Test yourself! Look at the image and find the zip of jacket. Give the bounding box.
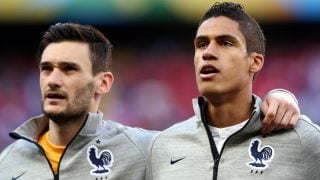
[199,100,219,180]
[9,114,90,180]
[9,132,56,178]
[199,97,257,180]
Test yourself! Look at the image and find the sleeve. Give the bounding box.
[124,128,159,157]
[0,144,13,162]
[265,88,299,105]
[297,115,320,179]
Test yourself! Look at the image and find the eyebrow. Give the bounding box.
[39,61,80,69]
[194,34,238,42]
[216,34,238,42]
[39,61,51,68]
[194,35,208,42]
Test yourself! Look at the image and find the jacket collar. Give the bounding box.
[79,112,104,135]
[192,95,263,134]
[10,112,105,141]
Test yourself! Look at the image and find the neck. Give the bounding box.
[205,90,253,128]
[48,114,87,146]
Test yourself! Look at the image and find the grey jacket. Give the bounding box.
[148,96,320,180]
[0,113,158,180]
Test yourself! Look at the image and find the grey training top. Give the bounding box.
[148,96,320,180]
[0,112,158,179]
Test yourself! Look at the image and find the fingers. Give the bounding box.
[272,101,300,130]
[271,101,289,130]
[260,91,301,136]
[273,110,292,131]
[261,103,300,136]
[261,100,278,135]
[285,112,299,129]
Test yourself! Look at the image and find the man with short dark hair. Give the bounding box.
[0,22,301,179]
[0,23,157,179]
[148,2,320,180]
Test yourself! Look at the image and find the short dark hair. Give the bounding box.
[198,2,265,56]
[37,22,113,75]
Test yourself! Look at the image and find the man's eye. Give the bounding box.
[221,41,233,46]
[197,41,208,49]
[63,66,78,71]
[40,66,52,71]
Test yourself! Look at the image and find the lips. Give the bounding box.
[200,64,219,78]
[45,92,67,100]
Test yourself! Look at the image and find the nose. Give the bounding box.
[47,69,63,88]
[202,43,218,61]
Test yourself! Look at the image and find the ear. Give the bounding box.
[248,52,264,74]
[95,72,114,95]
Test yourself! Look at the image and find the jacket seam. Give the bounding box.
[0,142,15,164]
[122,130,149,161]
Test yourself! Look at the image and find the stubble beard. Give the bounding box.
[42,81,95,123]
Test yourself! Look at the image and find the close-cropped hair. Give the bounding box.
[37,22,113,75]
[198,2,265,56]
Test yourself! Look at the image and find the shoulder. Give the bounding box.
[0,143,15,171]
[0,139,36,165]
[294,115,320,150]
[151,116,200,147]
[295,115,320,135]
[0,143,14,163]
[120,124,159,157]
[293,115,320,177]
[123,126,159,144]
[103,120,159,142]
[161,116,198,133]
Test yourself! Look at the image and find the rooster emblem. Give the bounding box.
[247,139,274,170]
[87,145,114,175]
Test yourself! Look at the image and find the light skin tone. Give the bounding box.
[38,31,297,148]
[260,92,299,134]
[39,41,113,146]
[194,16,278,128]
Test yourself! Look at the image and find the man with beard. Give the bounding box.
[0,23,157,179]
[0,22,299,179]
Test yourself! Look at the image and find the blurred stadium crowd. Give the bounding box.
[0,23,319,151]
[1,0,320,151]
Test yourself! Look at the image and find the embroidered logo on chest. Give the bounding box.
[247,138,274,171]
[87,145,114,176]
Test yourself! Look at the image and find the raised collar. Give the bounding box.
[192,95,263,134]
[78,112,104,135]
[10,112,105,141]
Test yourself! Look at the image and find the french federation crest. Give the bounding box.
[247,138,274,170]
[87,145,114,176]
